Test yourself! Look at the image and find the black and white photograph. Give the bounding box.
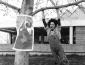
[0,0,85,65]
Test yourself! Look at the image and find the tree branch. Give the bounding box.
[77,5,85,14]
[32,0,85,16]
[0,0,84,16]
[0,0,20,11]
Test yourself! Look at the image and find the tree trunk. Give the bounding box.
[14,51,29,65]
[14,0,33,65]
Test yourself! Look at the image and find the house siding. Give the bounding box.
[75,26,85,44]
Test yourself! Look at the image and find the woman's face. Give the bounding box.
[50,22,55,30]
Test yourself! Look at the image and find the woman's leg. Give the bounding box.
[49,36,69,65]
[49,36,62,65]
[51,48,61,65]
[58,46,69,65]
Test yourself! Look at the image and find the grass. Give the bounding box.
[0,54,85,65]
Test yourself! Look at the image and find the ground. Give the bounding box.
[0,54,85,65]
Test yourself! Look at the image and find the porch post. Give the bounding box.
[69,26,73,44]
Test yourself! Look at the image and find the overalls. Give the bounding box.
[47,27,69,65]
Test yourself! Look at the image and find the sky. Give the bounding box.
[0,0,23,28]
[2,0,23,8]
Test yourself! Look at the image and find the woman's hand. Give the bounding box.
[42,10,45,19]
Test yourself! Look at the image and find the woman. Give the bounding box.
[42,11,69,65]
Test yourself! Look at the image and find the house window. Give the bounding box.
[61,26,76,44]
[0,31,10,44]
[61,27,69,44]
[73,26,76,44]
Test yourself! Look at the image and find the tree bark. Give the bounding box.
[14,0,33,65]
[14,51,29,65]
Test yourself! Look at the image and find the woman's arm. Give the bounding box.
[42,19,47,27]
[42,11,47,27]
[57,18,61,26]
[55,26,61,40]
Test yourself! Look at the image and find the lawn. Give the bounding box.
[0,54,85,65]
